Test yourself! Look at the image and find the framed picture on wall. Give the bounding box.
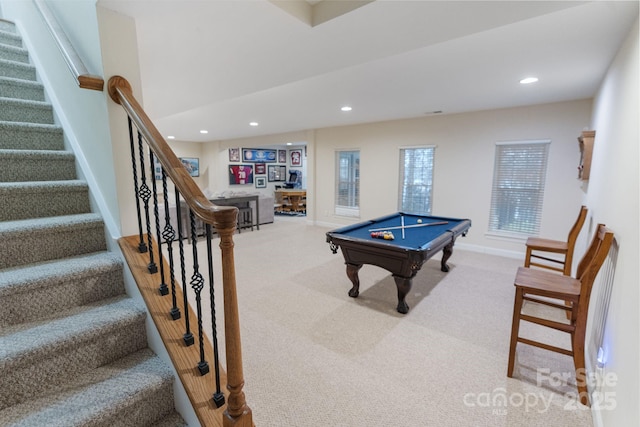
[255,176,267,188]
[255,163,266,174]
[242,148,277,163]
[278,149,287,163]
[179,157,199,177]
[290,149,302,167]
[268,165,286,182]
[229,164,254,185]
[229,148,240,162]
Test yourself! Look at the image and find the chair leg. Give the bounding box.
[573,317,590,406]
[507,287,524,377]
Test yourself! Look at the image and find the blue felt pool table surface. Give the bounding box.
[330,212,469,249]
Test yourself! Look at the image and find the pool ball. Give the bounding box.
[417,219,422,223]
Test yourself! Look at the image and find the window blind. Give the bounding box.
[398,146,435,215]
[488,141,550,236]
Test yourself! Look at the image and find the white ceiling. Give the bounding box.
[97,0,638,143]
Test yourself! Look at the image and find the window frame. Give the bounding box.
[334,150,360,217]
[487,139,551,238]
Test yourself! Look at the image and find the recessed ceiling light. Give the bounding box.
[200,130,208,134]
[286,142,292,145]
[249,122,259,127]
[167,135,175,139]
[520,77,539,84]
[341,106,352,112]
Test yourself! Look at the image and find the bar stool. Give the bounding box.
[237,206,253,232]
[508,224,614,406]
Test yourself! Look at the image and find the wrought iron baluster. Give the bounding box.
[137,131,157,274]
[206,223,225,408]
[127,117,147,253]
[189,210,209,376]
[175,188,194,346]
[162,173,180,320]
[149,150,168,294]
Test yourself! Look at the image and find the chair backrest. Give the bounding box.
[566,205,588,247]
[567,206,588,248]
[575,224,614,318]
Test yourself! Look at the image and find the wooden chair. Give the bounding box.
[507,224,614,406]
[525,205,587,276]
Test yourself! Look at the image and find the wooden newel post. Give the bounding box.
[215,207,253,427]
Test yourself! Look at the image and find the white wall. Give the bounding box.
[220,99,591,257]
[96,5,146,238]
[586,19,639,427]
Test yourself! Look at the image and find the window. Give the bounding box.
[398,146,435,214]
[335,150,359,217]
[488,140,550,236]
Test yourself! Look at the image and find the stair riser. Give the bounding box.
[0,80,45,101]
[0,316,148,410]
[0,155,76,182]
[0,60,36,81]
[0,100,54,124]
[0,45,28,63]
[0,261,124,326]
[0,185,91,221]
[0,124,64,150]
[0,221,107,269]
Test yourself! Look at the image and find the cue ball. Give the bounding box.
[417,219,422,223]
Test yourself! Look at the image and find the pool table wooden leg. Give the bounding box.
[441,241,454,272]
[393,275,412,314]
[345,263,362,298]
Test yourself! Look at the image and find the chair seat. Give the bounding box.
[514,266,580,299]
[525,237,568,253]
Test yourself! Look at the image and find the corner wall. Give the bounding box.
[586,18,639,427]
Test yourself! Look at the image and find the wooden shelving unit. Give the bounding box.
[578,130,596,180]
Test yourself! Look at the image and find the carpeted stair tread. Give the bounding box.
[0,295,145,366]
[0,76,44,101]
[0,121,64,150]
[0,21,185,426]
[0,58,36,81]
[0,213,107,269]
[0,252,124,326]
[0,97,54,124]
[0,20,16,34]
[0,296,149,409]
[0,180,90,221]
[0,29,22,47]
[153,412,190,427]
[0,148,75,181]
[0,43,29,63]
[0,348,181,427]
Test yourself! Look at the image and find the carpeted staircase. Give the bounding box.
[0,20,186,426]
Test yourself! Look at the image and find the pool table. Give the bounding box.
[326,212,471,314]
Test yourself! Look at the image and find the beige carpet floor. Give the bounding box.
[168,215,593,427]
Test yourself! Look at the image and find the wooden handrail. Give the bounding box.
[34,0,104,91]
[108,75,253,426]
